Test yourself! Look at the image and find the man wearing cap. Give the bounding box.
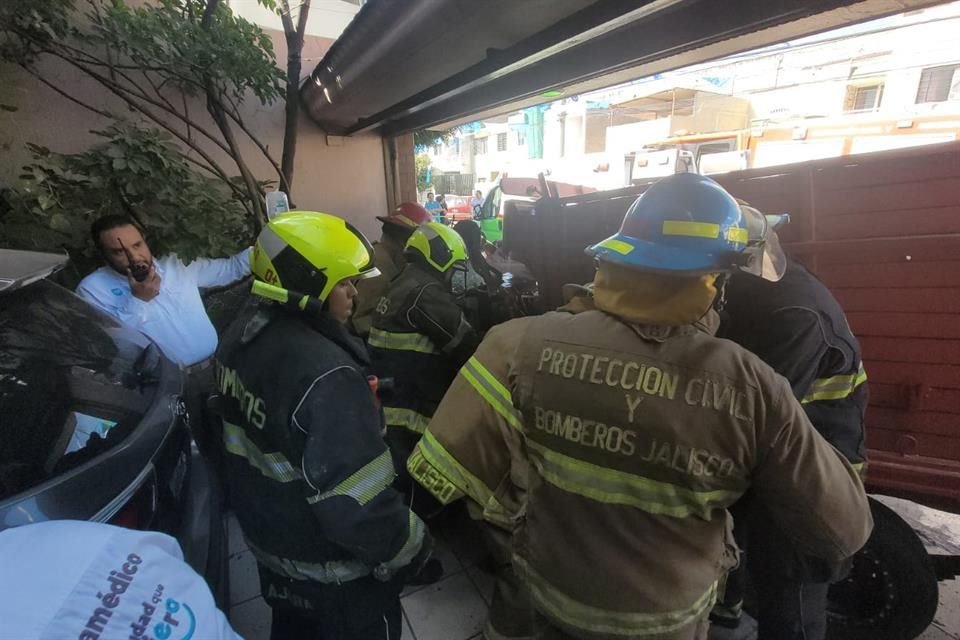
[351,203,433,339]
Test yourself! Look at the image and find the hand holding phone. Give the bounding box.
[119,238,151,282]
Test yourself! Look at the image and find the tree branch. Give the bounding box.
[279,0,295,34]
[143,70,177,113]
[201,0,221,28]
[296,0,311,37]
[195,0,265,225]
[56,53,234,156]
[56,58,242,199]
[207,94,266,226]
[278,0,310,199]
[22,66,115,120]
[224,106,290,194]
[182,91,193,143]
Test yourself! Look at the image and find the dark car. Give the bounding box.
[0,249,228,604]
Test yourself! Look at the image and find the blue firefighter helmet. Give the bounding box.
[586,173,775,278]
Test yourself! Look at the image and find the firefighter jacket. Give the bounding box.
[408,304,872,640]
[214,300,431,589]
[369,262,479,435]
[719,261,868,468]
[352,236,406,338]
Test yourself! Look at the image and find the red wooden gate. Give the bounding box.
[719,143,960,505]
[519,141,960,506]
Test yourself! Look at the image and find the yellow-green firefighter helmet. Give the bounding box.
[251,211,380,305]
[404,221,468,274]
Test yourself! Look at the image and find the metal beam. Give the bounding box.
[373,0,944,136]
[333,0,691,134]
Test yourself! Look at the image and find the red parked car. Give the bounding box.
[442,195,474,223]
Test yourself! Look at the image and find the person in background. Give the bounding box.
[407,173,873,639]
[471,189,485,215]
[214,212,436,640]
[424,192,443,221]
[77,214,250,458]
[712,204,869,640]
[436,193,449,220]
[451,220,503,336]
[369,222,479,516]
[351,202,432,339]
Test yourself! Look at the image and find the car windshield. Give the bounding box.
[0,279,161,500]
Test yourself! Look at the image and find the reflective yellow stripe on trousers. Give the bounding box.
[368,328,440,354]
[515,555,718,637]
[247,540,370,584]
[222,420,302,483]
[801,362,867,404]
[378,511,428,575]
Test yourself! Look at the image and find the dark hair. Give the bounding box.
[453,220,482,254]
[90,215,143,249]
[382,221,414,244]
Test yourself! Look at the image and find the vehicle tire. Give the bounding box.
[826,497,939,640]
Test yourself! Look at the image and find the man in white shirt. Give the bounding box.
[77,214,251,459]
[77,215,251,366]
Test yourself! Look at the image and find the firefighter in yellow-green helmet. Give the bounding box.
[215,212,437,640]
[369,221,480,517]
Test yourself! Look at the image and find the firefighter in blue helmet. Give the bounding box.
[408,173,873,640]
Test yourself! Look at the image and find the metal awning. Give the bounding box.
[302,0,948,136]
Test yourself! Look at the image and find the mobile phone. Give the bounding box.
[119,238,151,282]
[129,262,150,282]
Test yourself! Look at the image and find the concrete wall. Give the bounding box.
[0,19,389,244]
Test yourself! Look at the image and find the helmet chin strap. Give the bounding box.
[251,280,326,318]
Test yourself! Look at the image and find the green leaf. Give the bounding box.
[49,213,71,231]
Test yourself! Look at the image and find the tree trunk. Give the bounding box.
[208,94,267,228]
[201,0,266,228]
[280,39,302,200]
[279,0,310,204]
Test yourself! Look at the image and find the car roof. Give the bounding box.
[0,249,69,294]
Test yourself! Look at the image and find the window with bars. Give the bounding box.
[843,83,883,112]
[496,133,508,152]
[916,64,960,103]
[474,138,488,155]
